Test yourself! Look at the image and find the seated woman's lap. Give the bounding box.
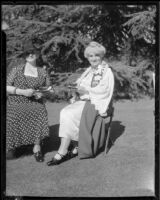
[61,100,86,116]
[59,100,86,141]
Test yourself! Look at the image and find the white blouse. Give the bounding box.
[76,61,114,115]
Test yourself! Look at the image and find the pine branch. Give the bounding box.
[39,5,58,11]
[13,18,50,27]
[41,35,69,54]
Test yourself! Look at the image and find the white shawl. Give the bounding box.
[76,61,114,115]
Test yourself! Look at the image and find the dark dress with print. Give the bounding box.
[6,64,49,152]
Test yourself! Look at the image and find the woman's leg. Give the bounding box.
[33,138,41,153]
[70,140,78,155]
[47,137,71,166]
[47,101,85,166]
[33,138,44,162]
[54,138,79,160]
[54,137,71,160]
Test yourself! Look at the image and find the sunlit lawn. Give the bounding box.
[6,97,155,197]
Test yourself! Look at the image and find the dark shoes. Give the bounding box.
[47,152,69,166]
[68,149,78,159]
[47,148,78,166]
[34,151,44,162]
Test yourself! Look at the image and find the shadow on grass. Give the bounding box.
[110,121,125,142]
[15,144,34,158]
[96,120,125,156]
[15,121,125,158]
[42,124,60,154]
[15,124,60,158]
[105,120,125,153]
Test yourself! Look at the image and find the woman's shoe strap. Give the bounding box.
[57,152,66,158]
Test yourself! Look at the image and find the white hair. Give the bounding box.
[84,41,106,58]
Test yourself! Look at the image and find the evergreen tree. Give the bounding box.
[2,4,133,71]
[123,5,156,65]
[2,4,157,99]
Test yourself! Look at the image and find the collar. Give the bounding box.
[90,61,108,74]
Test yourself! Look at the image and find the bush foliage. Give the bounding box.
[45,60,154,102]
[2,4,156,100]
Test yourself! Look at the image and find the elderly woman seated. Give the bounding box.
[47,41,114,166]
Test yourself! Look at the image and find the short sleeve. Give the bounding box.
[7,66,18,86]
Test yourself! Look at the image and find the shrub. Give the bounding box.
[46,60,154,102]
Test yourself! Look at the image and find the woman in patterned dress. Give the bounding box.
[47,41,114,166]
[6,41,50,162]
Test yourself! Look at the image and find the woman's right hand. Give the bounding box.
[22,89,35,97]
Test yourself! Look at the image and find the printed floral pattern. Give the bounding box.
[6,64,49,152]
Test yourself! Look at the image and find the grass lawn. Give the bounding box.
[5,98,155,197]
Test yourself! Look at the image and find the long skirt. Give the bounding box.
[7,101,49,152]
[78,101,106,159]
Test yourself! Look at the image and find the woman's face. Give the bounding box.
[87,52,102,68]
[26,53,37,64]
